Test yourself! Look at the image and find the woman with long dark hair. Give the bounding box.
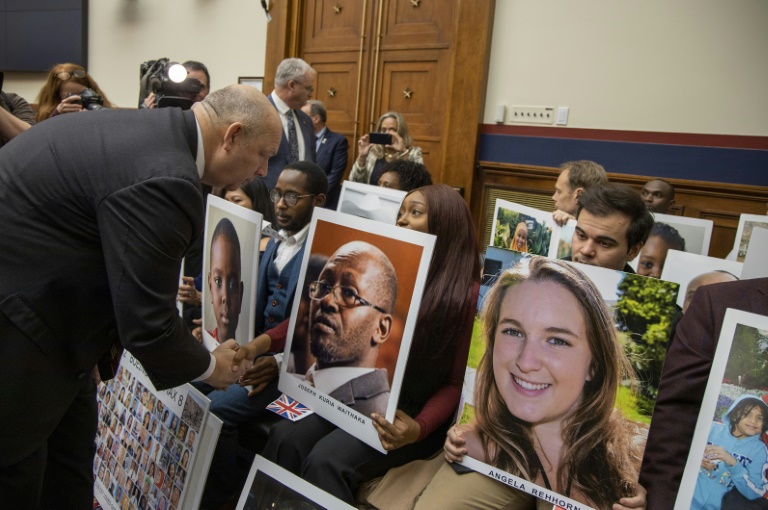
[257,184,481,504]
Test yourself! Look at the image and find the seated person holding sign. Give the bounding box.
[200,161,327,507]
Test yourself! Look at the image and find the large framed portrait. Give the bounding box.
[742,227,768,279]
[461,251,679,509]
[675,309,768,510]
[278,208,435,452]
[201,195,262,350]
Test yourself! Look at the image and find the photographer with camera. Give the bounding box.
[35,63,113,122]
[141,60,210,109]
[349,111,423,185]
[0,72,35,149]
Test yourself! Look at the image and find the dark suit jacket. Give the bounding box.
[328,368,390,417]
[640,278,768,509]
[263,93,316,190]
[254,238,306,335]
[0,108,212,466]
[314,127,348,210]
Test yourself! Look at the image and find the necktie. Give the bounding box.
[286,111,299,163]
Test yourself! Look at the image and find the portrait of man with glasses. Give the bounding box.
[289,240,398,417]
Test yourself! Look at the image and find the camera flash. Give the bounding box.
[168,64,187,83]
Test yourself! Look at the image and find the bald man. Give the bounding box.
[683,270,739,313]
[301,241,398,416]
[0,84,281,506]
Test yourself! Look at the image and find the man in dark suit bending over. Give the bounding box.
[263,57,317,190]
[0,84,282,508]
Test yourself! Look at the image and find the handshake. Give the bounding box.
[202,335,276,393]
[203,340,255,389]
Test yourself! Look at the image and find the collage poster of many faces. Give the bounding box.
[462,251,679,510]
[93,351,208,510]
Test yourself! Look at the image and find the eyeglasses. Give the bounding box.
[294,81,314,94]
[308,281,387,313]
[56,70,87,81]
[269,189,316,207]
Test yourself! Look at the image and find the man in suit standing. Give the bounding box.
[302,99,348,209]
[0,84,282,507]
[640,278,768,508]
[263,58,317,190]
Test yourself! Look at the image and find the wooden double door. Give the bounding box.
[264,0,494,201]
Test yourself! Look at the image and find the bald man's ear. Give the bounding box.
[313,193,326,208]
[372,314,393,346]
[222,122,245,150]
[573,187,585,200]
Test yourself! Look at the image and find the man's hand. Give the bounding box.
[204,339,248,389]
[552,209,575,227]
[143,92,157,109]
[371,410,420,451]
[241,356,279,396]
[232,333,273,367]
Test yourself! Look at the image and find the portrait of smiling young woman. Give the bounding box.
[419,257,647,510]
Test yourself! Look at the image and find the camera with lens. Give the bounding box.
[139,58,202,110]
[78,88,105,110]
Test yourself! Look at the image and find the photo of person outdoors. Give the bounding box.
[674,313,768,510]
[510,222,529,253]
[428,257,648,509]
[491,200,553,256]
[692,395,768,510]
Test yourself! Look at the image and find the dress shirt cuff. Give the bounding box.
[193,354,216,382]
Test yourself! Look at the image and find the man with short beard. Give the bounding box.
[303,241,398,416]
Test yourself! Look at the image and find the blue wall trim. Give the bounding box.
[478,134,768,187]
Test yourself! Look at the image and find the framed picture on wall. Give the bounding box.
[238,77,263,92]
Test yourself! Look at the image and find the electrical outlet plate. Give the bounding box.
[508,106,555,125]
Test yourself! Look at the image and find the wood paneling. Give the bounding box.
[473,162,768,258]
[265,0,495,199]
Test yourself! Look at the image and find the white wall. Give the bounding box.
[5,0,767,137]
[4,0,269,108]
[484,0,768,136]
